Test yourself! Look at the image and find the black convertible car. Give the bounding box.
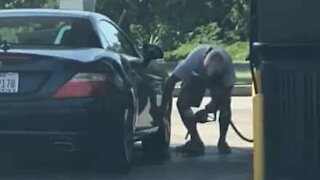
[0,9,171,171]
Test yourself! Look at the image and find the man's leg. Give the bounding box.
[176,97,202,142]
[218,96,231,142]
[217,89,232,154]
[175,78,206,154]
[209,86,232,154]
[176,97,205,155]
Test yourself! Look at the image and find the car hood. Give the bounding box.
[0,48,118,63]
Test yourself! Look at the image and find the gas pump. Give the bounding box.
[251,0,320,179]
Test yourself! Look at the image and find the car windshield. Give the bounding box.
[0,16,100,48]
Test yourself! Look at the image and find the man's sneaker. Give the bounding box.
[175,140,205,156]
[218,141,232,154]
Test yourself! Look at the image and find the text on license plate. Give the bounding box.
[0,73,19,93]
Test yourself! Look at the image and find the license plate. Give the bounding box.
[0,73,19,93]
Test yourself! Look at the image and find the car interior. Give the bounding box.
[60,24,102,48]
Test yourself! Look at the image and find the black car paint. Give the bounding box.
[0,9,168,150]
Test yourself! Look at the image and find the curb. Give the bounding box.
[173,85,252,97]
[157,62,250,73]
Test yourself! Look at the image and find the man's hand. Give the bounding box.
[195,109,217,123]
[150,105,165,118]
[150,105,166,126]
[195,110,209,123]
[205,101,219,114]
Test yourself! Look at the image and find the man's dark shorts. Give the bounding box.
[178,76,207,108]
[177,74,232,110]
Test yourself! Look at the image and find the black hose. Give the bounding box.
[230,120,254,143]
[250,58,258,94]
[206,114,254,143]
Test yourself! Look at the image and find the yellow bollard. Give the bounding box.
[253,94,264,180]
[252,69,264,180]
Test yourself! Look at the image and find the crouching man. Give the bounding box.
[159,44,236,155]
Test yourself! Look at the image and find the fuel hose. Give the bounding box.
[230,120,254,143]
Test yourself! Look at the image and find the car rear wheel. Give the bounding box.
[95,103,134,173]
[142,101,171,158]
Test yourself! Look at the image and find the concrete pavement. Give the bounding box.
[171,97,253,148]
[0,97,253,180]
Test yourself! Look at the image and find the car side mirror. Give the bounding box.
[142,44,164,65]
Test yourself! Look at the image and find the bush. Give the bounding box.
[130,23,180,51]
[165,41,249,62]
[224,42,249,61]
[164,43,198,62]
[158,22,249,62]
[164,22,222,62]
[187,22,222,45]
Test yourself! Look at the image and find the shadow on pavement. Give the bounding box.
[0,145,252,180]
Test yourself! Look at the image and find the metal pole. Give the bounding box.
[118,9,127,26]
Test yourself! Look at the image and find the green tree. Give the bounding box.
[0,0,250,61]
[165,22,222,61]
[221,0,250,42]
[0,0,49,9]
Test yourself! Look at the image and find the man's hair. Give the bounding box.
[203,49,226,73]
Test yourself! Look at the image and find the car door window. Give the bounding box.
[99,21,139,57]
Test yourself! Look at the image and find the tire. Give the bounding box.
[95,103,134,173]
[142,101,171,158]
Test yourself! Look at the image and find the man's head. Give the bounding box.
[203,49,226,78]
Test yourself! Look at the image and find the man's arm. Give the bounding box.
[205,86,233,113]
[160,74,181,111]
[159,46,202,111]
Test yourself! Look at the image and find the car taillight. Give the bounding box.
[53,73,108,99]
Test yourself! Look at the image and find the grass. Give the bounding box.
[236,71,252,85]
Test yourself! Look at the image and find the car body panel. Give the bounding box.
[0,48,121,63]
[0,9,106,20]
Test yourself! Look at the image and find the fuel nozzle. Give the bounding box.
[195,109,217,123]
[185,109,218,140]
